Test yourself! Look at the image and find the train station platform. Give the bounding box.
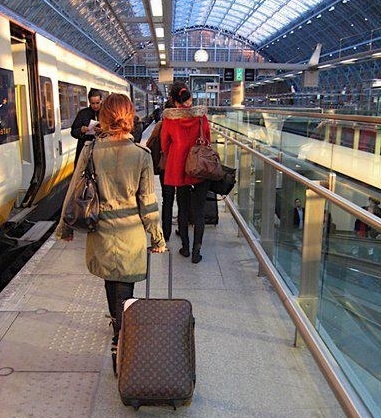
[0,126,345,418]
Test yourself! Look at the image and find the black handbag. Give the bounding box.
[63,141,100,232]
[209,165,236,196]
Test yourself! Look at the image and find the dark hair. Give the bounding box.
[169,82,191,104]
[164,97,175,109]
[88,89,102,100]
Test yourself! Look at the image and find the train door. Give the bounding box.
[10,22,45,207]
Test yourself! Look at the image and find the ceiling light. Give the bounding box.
[150,0,163,17]
[318,64,332,69]
[158,43,165,50]
[340,58,358,64]
[160,60,166,65]
[155,27,164,38]
[372,52,381,58]
[159,53,166,59]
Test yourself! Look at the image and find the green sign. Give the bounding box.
[235,68,244,82]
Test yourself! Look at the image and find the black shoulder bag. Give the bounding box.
[63,141,100,232]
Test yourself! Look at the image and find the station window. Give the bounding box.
[39,76,55,135]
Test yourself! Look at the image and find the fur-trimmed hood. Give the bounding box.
[162,105,208,120]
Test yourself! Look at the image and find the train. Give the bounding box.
[0,14,156,238]
[212,109,381,193]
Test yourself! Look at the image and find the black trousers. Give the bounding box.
[176,180,210,251]
[159,171,176,241]
[104,280,135,336]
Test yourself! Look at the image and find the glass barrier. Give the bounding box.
[209,107,381,417]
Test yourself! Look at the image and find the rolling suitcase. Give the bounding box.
[204,191,219,225]
[117,250,196,410]
[189,190,219,226]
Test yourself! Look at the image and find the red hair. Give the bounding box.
[99,93,135,137]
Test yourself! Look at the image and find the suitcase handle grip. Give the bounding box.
[146,249,172,299]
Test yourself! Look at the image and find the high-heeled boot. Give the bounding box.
[108,317,118,376]
[111,334,118,377]
[192,245,202,263]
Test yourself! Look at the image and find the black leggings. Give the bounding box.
[176,180,210,251]
[104,280,135,336]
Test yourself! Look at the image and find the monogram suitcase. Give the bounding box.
[117,250,195,410]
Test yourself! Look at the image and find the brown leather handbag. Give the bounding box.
[185,119,223,181]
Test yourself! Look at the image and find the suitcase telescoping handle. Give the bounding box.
[146,249,172,299]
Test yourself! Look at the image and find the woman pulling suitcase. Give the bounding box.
[55,93,167,368]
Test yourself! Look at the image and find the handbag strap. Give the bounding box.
[85,140,96,178]
[197,117,207,145]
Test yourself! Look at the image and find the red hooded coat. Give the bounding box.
[161,106,211,186]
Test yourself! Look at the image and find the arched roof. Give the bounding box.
[0,0,380,78]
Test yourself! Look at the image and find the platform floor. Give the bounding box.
[0,127,346,418]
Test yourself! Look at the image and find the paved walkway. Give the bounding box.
[0,125,345,418]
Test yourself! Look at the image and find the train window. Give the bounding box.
[39,76,55,135]
[359,128,376,153]
[58,81,87,129]
[0,67,18,144]
[341,126,355,148]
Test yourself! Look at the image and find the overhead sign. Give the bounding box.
[223,68,234,82]
[245,68,255,82]
[235,68,244,82]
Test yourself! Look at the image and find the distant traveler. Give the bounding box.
[153,104,162,123]
[146,98,176,242]
[71,89,103,166]
[293,198,304,229]
[161,82,211,263]
[56,93,166,362]
[132,115,144,143]
[354,196,381,238]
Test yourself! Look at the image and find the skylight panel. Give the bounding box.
[127,0,145,15]
[173,0,325,44]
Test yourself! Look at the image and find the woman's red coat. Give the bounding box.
[161,106,211,186]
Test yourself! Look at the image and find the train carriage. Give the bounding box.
[0,14,154,231]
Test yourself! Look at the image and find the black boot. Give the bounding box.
[192,245,202,263]
[111,335,118,377]
[179,247,190,257]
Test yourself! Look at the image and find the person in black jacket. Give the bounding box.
[71,89,102,166]
[293,198,304,229]
[131,115,144,143]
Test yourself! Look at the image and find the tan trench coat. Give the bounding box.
[56,135,165,283]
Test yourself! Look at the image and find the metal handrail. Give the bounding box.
[210,121,377,417]
[224,197,372,418]
[209,105,381,124]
